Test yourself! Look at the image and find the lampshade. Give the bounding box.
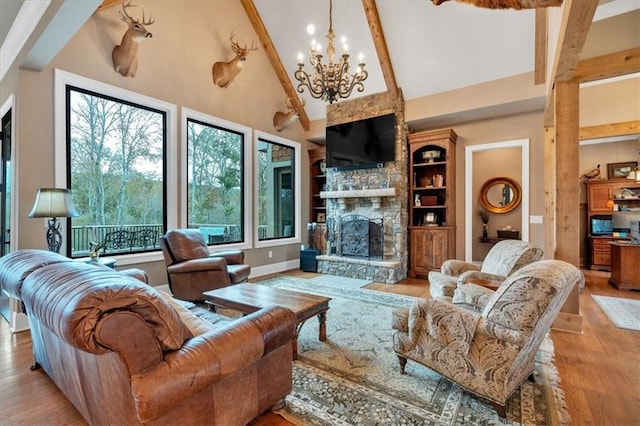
[28,188,80,218]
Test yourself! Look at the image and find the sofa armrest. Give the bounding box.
[211,249,244,265]
[408,298,481,354]
[130,305,295,423]
[458,270,507,289]
[452,283,495,312]
[441,259,480,276]
[166,257,227,274]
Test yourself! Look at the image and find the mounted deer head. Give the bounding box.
[431,0,562,9]
[212,32,258,88]
[112,0,154,78]
[273,98,305,132]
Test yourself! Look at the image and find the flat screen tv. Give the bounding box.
[326,113,396,170]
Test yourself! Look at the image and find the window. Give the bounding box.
[254,131,301,248]
[55,70,177,260]
[183,109,251,247]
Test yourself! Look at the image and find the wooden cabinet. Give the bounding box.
[609,242,640,291]
[586,179,640,270]
[408,129,457,277]
[589,236,614,271]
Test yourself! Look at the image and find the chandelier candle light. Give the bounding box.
[295,0,367,104]
[28,188,80,253]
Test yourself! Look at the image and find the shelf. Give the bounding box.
[320,187,397,199]
[413,205,446,209]
[320,187,397,209]
[415,186,446,190]
[413,160,446,167]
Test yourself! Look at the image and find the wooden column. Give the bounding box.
[553,80,582,333]
[543,126,555,259]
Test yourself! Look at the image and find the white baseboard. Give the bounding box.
[11,311,29,333]
[250,259,300,280]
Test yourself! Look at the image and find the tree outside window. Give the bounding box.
[67,87,165,257]
[186,118,244,244]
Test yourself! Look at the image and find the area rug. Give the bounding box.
[255,276,570,425]
[307,274,373,288]
[592,295,640,332]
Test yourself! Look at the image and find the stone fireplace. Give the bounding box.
[316,90,408,283]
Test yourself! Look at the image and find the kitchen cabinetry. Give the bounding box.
[586,178,639,270]
[408,129,457,277]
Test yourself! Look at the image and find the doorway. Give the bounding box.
[464,139,530,262]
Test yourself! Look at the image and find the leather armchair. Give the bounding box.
[428,239,543,297]
[393,259,583,417]
[160,229,250,301]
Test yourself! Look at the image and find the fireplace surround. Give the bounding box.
[316,90,408,284]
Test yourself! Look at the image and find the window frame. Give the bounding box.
[253,131,301,249]
[54,69,178,265]
[181,107,253,250]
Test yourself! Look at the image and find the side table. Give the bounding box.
[76,257,117,269]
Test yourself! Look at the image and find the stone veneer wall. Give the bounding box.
[319,89,408,283]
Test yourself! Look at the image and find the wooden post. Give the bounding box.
[553,80,582,333]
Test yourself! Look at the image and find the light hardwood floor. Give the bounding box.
[1,270,638,425]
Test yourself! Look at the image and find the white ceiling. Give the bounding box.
[253,0,639,122]
[1,0,638,123]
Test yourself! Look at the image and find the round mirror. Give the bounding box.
[479,177,522,214]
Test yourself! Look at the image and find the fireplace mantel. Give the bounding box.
[320,187,397,208]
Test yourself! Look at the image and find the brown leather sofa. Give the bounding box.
[2,249,295,425]
[161,228,251,301]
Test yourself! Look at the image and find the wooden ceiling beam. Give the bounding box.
[534,8,547,85]
[362,0,397,93]
[573,47,640,84]
[240,0,310,131]
[98,0,121,11]
[543,0,598,127]
[579,120,640,140]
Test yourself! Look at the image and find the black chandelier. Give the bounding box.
[294,0,368,104]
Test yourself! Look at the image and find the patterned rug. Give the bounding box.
[592,295,640,331]
[255,276,570,426]
[307,274,373,288]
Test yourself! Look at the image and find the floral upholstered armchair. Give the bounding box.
[392,259,583,417]
[428,239,543,297]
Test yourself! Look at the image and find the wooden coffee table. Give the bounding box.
[203,283,331,360]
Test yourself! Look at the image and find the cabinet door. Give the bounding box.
[588,186,613,212]
[410,230,428,273]
[426,229,447,270]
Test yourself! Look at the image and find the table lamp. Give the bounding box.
[28,188,80,253]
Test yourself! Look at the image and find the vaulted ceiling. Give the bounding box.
[1,0,638,128]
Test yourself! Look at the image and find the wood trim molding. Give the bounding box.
[240,0,310,131]
[362,0,397,92]
[534,8,547,85]
[573,47,640,84]
[579,120,640,140]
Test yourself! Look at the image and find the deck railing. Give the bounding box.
[71,223,251,257]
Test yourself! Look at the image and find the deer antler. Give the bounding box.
[140,9,155,26]
[120,0,154,25]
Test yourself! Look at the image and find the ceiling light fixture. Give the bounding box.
[294,0,367,104]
